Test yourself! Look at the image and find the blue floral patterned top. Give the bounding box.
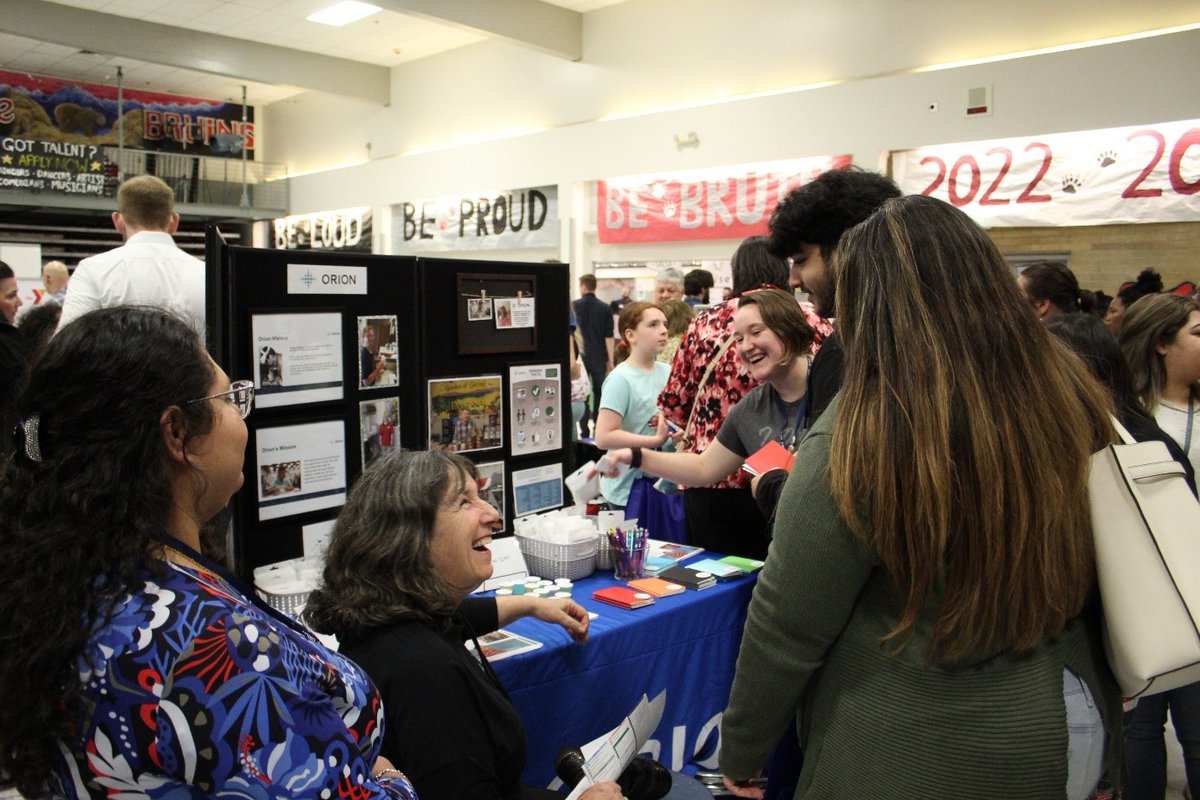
[48,546,418,800]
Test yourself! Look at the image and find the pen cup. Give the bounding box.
[613,539,648,580]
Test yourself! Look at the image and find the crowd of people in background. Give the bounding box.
[1,167,1198,800]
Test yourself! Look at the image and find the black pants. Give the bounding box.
[582,365,607,437]
[683,486,768,559]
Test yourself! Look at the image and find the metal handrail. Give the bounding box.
[99,146,288,211]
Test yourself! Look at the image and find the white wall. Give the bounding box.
[265,3,1200,277]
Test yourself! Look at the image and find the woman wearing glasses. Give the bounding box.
[0,306,418,800]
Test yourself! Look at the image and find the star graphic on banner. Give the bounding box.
[90,161,102,171]
[0,154,11,165]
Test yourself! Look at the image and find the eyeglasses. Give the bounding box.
[188,379,255,419]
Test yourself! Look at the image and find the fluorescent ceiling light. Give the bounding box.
[306,1,381,27]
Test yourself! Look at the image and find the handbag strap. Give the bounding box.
[1110,415,1136,446]
[681,334,737,444]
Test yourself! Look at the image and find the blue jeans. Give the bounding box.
[1065,668,1106,800]
[1123,679,1200,799]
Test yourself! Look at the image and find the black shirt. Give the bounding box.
[0,322,24,459]
[573,292,612,375]
[340,597,528,800]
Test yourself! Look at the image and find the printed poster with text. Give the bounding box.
[252,312,343,408]
[256,420,347,521]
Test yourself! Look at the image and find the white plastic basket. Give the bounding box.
[515,533,597,581]
[257,586,310,617]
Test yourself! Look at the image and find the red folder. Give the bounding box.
[592,585,655,609]
[741,440,795,477]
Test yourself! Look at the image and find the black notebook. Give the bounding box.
[657,564,717,590]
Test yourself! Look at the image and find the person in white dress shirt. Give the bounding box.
[57,175,205,337]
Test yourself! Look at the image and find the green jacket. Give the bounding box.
[719,397,1121,799]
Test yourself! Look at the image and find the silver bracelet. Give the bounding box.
[374,768,408,781]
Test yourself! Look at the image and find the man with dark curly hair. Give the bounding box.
[753,166,899,800]
[767,166,900,425]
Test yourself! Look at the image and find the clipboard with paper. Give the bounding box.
[564,689,666,799]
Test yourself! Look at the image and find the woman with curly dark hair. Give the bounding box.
[304,449,624,800]
[0,306,417,800]
[1104,267,1163,334]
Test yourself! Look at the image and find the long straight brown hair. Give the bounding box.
[830,195,1113,661]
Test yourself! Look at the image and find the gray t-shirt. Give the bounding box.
[716,383,807,459]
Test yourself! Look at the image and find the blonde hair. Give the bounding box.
[831,196,1113,660]
[117,175,175,230]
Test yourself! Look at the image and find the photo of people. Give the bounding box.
[494,299,513,328]
[467,297,492,321]
[260,461,301,497]
[427,375,503,453]
[357,315,399,388]
[258,346,283,387]
[476,460,506,532]
[359,397,399,470]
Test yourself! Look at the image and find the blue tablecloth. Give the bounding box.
[489,557,757,788]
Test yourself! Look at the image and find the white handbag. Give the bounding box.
[1089,417,1200,698]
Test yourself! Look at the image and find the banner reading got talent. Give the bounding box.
[892,119,1200,227]
[596,155,852,244]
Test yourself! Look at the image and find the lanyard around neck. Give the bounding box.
[1185,395,1196,455]
[771,385,808,452]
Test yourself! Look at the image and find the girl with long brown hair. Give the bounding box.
[719,196,1121,799]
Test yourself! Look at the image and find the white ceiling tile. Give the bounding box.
[33,42,82,57]
[227,0,290,11]
[194,5,266,31]
[100,0,174,17]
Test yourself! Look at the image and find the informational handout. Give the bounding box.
[511,463,563,517]
[256,420,347,521]
[251,312,344,408]
[469,629,543,661]
[493,296,536,329]
[509,363,562,456]
[565,690,667,799]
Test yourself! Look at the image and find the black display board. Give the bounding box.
[208,229,570,577]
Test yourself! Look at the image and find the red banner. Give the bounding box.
[596,155,852,244]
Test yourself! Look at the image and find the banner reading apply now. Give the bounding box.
[891,119,1200,227]
[596,155,851,244]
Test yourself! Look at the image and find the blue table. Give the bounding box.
[489,558,757,788]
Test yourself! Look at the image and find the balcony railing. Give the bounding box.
[101,146,288,213]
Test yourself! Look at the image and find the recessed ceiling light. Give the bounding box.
[306,1,381,27]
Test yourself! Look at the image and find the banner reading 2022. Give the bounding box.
[597,155,852,244]
[891,119,1200,227]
